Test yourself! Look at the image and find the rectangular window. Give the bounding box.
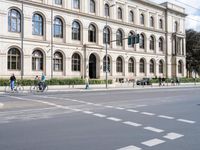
[55,0,62,5]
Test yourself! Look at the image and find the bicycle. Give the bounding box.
[30,82,48,93]
[5,81,24,93]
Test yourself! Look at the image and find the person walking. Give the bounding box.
[158,76,162,87]
[10,74,16,91]
[85,76,89,89]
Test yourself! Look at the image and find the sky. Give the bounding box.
[151,0,200,31]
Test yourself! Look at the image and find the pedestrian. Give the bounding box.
[85,76,89,89]
[10,73,16,91]
[176,77,180,86]
[158,76,162,87]
[132,79,135,88]
[162,77,165,86]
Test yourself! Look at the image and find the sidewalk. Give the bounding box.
[0,82,200,94]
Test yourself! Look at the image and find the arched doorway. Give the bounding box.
[89,54,96,79]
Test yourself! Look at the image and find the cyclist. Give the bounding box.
[39,73,46,91]
[10,74,16,91]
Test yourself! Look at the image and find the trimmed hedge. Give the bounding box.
[0,78,112,86]
[150,77,200,84]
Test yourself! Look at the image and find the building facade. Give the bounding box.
[0,0,187,81]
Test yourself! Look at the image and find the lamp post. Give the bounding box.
[105,3,115,89]
[20,0,24,80]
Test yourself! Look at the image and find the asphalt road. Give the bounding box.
[0,87,199,150]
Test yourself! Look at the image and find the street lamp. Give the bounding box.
[105,3,115,89]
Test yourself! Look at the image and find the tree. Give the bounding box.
[186,29,200,77]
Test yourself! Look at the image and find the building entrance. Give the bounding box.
[89,54,96,79]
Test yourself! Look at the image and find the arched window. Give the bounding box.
[159,19,163,29]
[159,60,164,73]
[105,4,109,17]
[7,48,21,70]
[118,7,122,20]
[32,50,43,71]
[140,59,145,73]
[54,0,62,5]
[129,11,134,22]
[72,53,81,71]
[140,14,144,25]
[88,24,96,42]
[140,34,145,49]
[174,21,178,32]
[103,56,111,72]
[72,21,81,40]
[90,0,95,13]
[103,27,110,44]
[128,32,134,48]
[54,18,63,38]
[178,60,183,74]
[32,13,43,35]
[150,16,154,27]
[150,59,155,73]
[8,9,21,32]
[116,29,123,46]
[159,37,163,51]
[53,52,63,71]
[150,36,155,50]
[73,0,80,9]
[128,58,134,73]
[116,57,123,72]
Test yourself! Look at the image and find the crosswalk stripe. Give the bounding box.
[117,145,142,150]
[107,117,122,122]
[142,138,165,147]
[163,132,184,140]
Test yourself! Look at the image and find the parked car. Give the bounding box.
[136,78,152,85]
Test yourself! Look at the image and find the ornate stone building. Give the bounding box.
[0,0,187,81]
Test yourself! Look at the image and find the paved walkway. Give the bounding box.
[0,82,199,93]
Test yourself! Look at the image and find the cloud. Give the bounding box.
[152,0,200,31]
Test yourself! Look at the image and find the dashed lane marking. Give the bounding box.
[126,109,139,113]
[107,117,122,122]
[34,95,197,125]
[141,112,155,116]
[158,115,174,120]
[93,113,106,118]
[123,121,142,127]
[115,107,125,110]
[177,119,196,124]
[82,111,93,114]
[117,145,142,150]
[0,103,4,108]
[105,105,114,108]
[163,132,184,140]
[142,138,165,147]
[144,127,164,133]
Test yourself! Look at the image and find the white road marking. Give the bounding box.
[105,105,114,108]
[127,109,139,113]
[163,132,184,140]
[0,103,4,108]
[71,108,82,112]
[158,115,174,120]
[144,127,164,133]
[93,113,106,118]
[92,104,102,106]
[87,102,94,105]
[123,121,142,127]
[115,107,125,110]
[141,112,155,116]
[83,111,93,114]
[107,117,122,122]
[136,104,147,107]
[177,119,196,124]
[142,138,165,147]
[117,145,142,150]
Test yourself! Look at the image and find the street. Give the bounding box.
[0,87,199,150]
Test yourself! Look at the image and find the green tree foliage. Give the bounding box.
[186,29,200,77]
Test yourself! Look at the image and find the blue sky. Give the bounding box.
[152,0,200,31]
